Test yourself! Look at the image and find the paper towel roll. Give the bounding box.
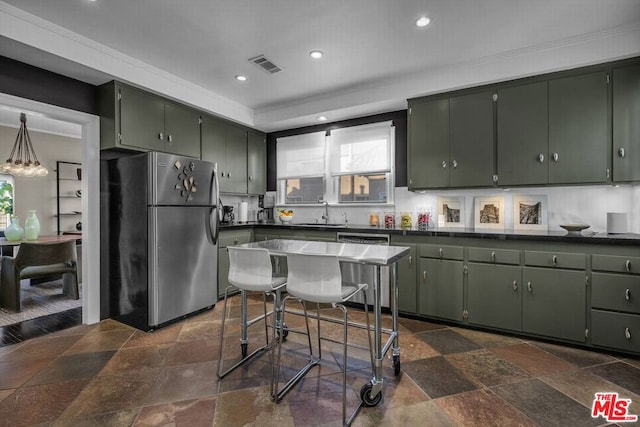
[238,201,248,223]
[607,212,627,234]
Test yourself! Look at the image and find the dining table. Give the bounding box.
[231,238,410,407]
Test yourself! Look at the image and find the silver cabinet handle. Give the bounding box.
[625,328,631,340]
[158,132,164,140]
[439,248,443,257]
[248,175,253,181]
[626,260,631,272]
[167,134,173,143]
[423,271,427,280]
[626,288,631,301]
[442,160,447,168]
[491,251,496,262]
[527,281,532,292]
[408,255,412,266]
[452,160,458,169]
[619,147,626,158]
[513,280,518,291]
[552,255,557,266]
[552,152,559,162]
[538,154,545,163]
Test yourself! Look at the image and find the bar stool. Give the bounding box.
[217,247,286,385]
[274,252,375,426]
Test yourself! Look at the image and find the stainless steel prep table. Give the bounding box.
[232,238,410,406]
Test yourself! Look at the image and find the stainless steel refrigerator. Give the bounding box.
[103,151,219,330]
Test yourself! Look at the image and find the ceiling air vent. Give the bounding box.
[249,55,283,74]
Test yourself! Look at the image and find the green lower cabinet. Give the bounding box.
[591,309,640,354]
[522,267,586,342]
[394,243,417,314]
[467,263,521,331]
[419,258,463,321]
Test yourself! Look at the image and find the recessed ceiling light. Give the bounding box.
[235,75,247,81]
[309,50,324,59]
[317,116,328,122]
[416,16,431,27]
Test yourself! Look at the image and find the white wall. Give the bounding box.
[273,184,639,234]
[0,125,82,235]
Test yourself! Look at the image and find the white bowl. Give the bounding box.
[279,215,293,223]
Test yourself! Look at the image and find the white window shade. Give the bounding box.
[276,131,326,179]
[328,121,393,176]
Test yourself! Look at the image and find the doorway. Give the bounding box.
[0,93,100,326]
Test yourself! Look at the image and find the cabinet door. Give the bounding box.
[468,263,521,331]
[522,267,586,342]
[395,243,417,314]
[164,103,201,158]
[549,71,608,184]
[408,99,450,189]
[497,82,549,186]
[224,124,248,194]
[118,84,165,151]
[449,91,495,187]
[218,247,230,299]
[247,130,266,194]
[419,258,463,321]
[201,115,227,175]
[613,64,640,182]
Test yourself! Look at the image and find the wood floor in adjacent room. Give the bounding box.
[0,295,638,426]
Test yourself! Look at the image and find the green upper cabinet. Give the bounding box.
[99,81,200,157]
[408,98,450,189]
[548,71,609,184]
[612,63,640,182]
[496,81,549,186]
[408,91,494,189]
[449,91,495,187]
[163,102,201,158]
[247,130,267,195]
[201,115,248,194]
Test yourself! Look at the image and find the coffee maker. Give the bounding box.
[222,205,234,224]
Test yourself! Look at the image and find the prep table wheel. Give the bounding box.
[360,383,383,407]
[241,342,248,358]
[277,324,289,341]
[393,354,401,376]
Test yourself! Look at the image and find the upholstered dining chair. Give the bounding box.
[0,240,79,312]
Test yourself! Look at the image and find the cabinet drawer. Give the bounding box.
[524,250,585,269]
[419,244,463,260]
[592,273,640,314]
[219,231,252,248]
[592,255,640,274]
[591,309,640,354]
[468,247,520,265]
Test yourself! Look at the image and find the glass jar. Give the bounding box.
[369,212,380,227]
[417,209,430,230]
[400,212,413,229]
[384,212,396,229]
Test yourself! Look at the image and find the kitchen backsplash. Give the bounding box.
[266,184,639,234]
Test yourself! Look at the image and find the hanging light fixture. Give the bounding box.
[0,113,48,177]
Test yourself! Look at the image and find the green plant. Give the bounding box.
[0,181,14,215]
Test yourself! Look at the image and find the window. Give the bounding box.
[276,122,394,205]
[276,131,326,204]
[328,121,393,204]
[0,175,14,230]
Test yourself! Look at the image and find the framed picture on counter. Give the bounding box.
[437,196,465,228]
[513,195,548,231]
[474,196,505,230]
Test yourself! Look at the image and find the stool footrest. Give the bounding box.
[274,358,319,402]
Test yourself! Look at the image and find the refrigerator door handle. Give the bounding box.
[209,163,220,244]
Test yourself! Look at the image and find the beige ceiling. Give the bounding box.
[1,0,639,132]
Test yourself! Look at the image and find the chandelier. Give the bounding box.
[0,113,48,177]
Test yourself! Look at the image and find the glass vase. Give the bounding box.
[4,216,24,241]
[25,210,40,240]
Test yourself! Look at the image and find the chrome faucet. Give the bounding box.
[319,198,329,224]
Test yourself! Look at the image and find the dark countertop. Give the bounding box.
[220,221,640,246]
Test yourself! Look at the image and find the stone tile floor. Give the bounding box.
[0,294,638,426]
